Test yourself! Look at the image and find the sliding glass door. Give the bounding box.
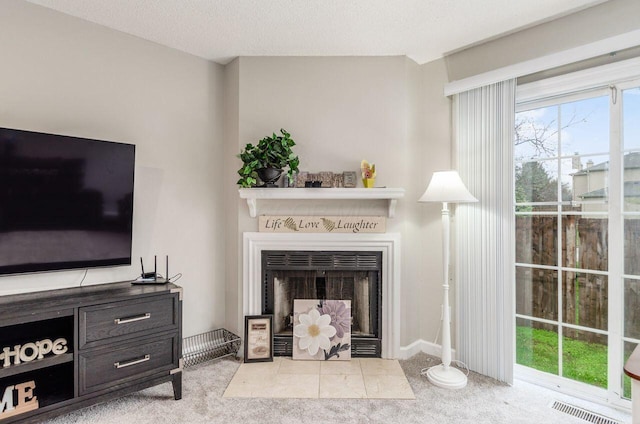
[515,80,640,405]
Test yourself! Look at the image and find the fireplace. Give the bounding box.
[242,232,401,359]
[262,251,382,357]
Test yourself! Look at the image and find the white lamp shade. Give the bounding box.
[419,170,478,203]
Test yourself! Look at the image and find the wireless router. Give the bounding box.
[132,255,169,285]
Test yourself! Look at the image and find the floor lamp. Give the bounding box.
[419,170,477,389]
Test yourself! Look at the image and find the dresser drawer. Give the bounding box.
[78,334,179,395]
[79,294,178,348]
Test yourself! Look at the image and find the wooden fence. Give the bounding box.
[516,216,640,341]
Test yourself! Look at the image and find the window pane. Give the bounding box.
[515,106,559,161]
[516,317,558,375]
[515,217,557,266]
[562,271,607,331]
[623,87,640,150]
[624,278,640,339]
[516,160,559,203]
[624,218,640,275]
[623,152,640,212]
[562,216,608,271]
[516,266,557,321]
[562,328,607,388]
[624,182,640,211]
[516,91,619,395]
[560,96,609,156]
[562,155,609,212]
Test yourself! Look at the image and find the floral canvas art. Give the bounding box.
[292,299,351,361]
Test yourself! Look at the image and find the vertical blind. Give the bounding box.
[454,79,516,384]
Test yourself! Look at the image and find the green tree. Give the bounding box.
[517,162,556,202]
[515,162,571,211]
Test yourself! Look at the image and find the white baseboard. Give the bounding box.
[398,339,456,360]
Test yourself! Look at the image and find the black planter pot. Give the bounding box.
[256,167,283,187]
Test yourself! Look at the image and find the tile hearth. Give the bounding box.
[223,357,415,400]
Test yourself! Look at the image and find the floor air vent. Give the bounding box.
[550,401,621,424]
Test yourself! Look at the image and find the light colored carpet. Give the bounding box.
[43,353,631,424]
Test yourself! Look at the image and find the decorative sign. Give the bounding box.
[0,338,68,368]
[244,315,273,363]
[0,380,39,419]
[259,216,386,233]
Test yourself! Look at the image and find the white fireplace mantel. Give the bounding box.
[242,232,402,359]
[239,188,405,218]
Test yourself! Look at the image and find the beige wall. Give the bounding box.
[4,0,633,357]
[414,59,454,345]
[0,1,454,353]
[445,0,640,82]
[0,0,227,338]
[17,0,624,354]
[224,56,451,348]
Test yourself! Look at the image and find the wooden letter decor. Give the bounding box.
[259,216,386,233]
[0,338,68,368]
[0,380,39,419]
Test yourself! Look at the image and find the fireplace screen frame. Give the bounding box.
[262,250,382,358]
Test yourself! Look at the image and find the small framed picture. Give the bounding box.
[244,315,273,363]
[343,171,357,188]
[295,171,309,188]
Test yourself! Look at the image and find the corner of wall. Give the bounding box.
[223,59,242,335]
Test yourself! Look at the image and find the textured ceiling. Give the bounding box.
[25,0,606,65]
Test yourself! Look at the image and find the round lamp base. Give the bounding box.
[426,364,467,389]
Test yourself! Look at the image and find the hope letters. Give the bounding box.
[0,338,68,368]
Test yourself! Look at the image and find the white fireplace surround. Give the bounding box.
[242,232,401,359]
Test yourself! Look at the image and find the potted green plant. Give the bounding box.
[237,128,300,188]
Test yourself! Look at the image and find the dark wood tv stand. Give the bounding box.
[0,281,182,423]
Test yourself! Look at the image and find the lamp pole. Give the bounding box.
[439,202,453,372]
[425,201,467,388]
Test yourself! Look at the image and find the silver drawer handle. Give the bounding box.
[114,313,151,325]
[114,354,150,369]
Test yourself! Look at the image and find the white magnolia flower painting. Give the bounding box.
[292,299,351,361]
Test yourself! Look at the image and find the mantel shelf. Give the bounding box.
[238,187,405,218]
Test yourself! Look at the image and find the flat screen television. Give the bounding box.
[0,127,135,275]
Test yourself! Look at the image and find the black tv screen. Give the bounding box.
[0,127,135,275]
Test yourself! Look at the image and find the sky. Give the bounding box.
[515,86,640,195]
